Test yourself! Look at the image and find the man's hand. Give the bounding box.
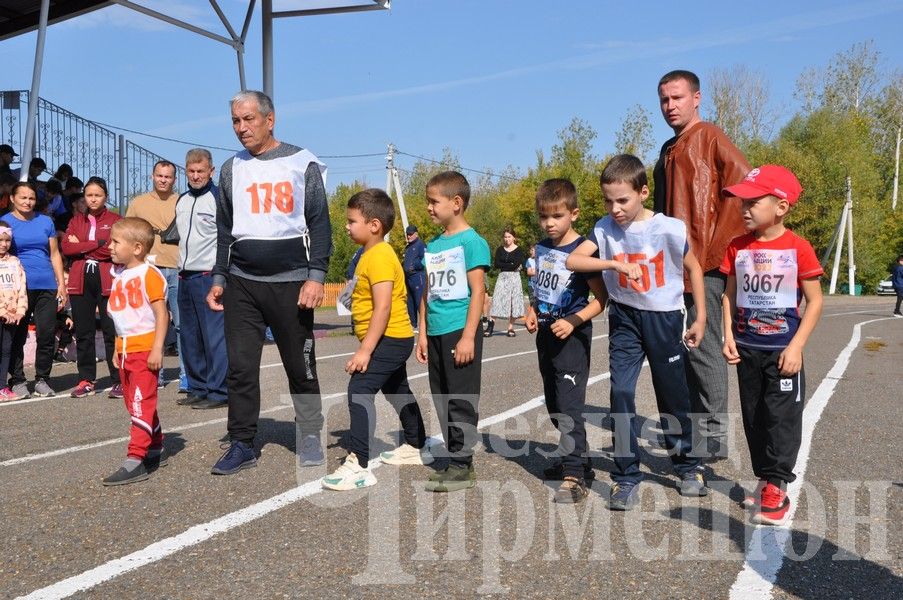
[207,285,224,311]
[415,333,428,364]
[67,234,79,243]
[345,348,372,374]
[298,281,324,309]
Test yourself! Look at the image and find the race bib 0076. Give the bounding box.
[425,247,468,301]
[735,249,798,309]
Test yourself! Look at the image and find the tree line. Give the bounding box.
[326,41,903,292]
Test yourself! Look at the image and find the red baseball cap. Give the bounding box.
[723,165,803,204]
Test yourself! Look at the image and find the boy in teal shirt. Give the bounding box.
[415,171,490,492]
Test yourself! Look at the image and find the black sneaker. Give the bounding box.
[425,463,475,492]
[543,461,595,482]
[144,447,169,471]
[554,476,588,504]
[102,462,149,486]
[211,441,257,475]
[608,481,639,511]
[192,398,228,410]
[177,393,206,406]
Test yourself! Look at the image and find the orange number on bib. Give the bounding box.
[109,277,144,310]
[614,250,666,293]
[247,181,294,214]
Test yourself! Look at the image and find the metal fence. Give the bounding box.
[1,90,186,211]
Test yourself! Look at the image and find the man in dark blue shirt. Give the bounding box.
[402,225,426,328]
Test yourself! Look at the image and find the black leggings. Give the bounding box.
[9,289,57,385]
[70,265,118,384]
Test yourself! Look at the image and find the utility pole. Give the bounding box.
[893,125,901,211]
[385,143,409,233]
[829,176,856,295]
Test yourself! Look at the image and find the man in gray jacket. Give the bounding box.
[176,148,228,410]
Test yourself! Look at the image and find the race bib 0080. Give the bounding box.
[533,247,571,307]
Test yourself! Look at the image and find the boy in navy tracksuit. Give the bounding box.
[567,154,708,510]
[524,179,616,504]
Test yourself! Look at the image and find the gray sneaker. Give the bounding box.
[298,434,325,466]
[12,382,30,399]
[679,469,710,497]
[33,379,55,397]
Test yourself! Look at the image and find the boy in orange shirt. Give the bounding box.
[102,217,169,485]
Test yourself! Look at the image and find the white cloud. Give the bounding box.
[59,1,216,32]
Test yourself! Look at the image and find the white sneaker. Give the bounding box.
[320,453,377,491]
[380,443,435,465]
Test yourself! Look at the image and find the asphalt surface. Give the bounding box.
[1,296,901,599]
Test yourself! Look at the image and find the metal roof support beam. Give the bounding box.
[109,0,238,48]
[272,0,389,19]
[19,0,50,181]
[262,0,273,99]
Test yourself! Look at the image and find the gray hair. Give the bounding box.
[185,148,213,166]
[230,90,274,117]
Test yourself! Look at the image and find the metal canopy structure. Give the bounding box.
[1,0,390,177]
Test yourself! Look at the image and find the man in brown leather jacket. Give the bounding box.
[653,69,749,461]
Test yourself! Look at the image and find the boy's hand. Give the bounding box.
[147,348,163,371]
[345,348,372,374]
[112,352,120,369]
[415,333,428,364]
[550,318,574,340]
[722,339,740,365]
[778,343,803,376]
[684,320,705,348]
[454,335,475,367]
[615,261,643,281]
[524,309,537,333]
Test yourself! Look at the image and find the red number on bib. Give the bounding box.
[247,181,294,214]
[109,277,143,310]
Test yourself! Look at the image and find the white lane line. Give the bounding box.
[0,352,358,409]
[728,317,895,599]
[823,309,902,318]
[2,338,607,467]
[17,360,622,600]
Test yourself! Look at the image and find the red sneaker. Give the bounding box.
[71,380,96,398]
[741,479,766,508]
[752,482,790,525]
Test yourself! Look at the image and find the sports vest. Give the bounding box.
[230,148,326,244]
[594,213,687,311]
[108,263,165,341]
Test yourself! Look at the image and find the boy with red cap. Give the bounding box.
[720,165,824,525]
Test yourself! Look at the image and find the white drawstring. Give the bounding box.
[85,259,99,274]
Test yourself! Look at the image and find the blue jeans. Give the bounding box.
[159,267,186,387]
[178,273,228,401]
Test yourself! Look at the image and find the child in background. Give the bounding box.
[721,165,823,525]
[102,217,169,485]
[416,171,491,492]
[0,220,27,401]
[321,189,431,491]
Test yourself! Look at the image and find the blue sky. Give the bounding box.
[2,0,903,191]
